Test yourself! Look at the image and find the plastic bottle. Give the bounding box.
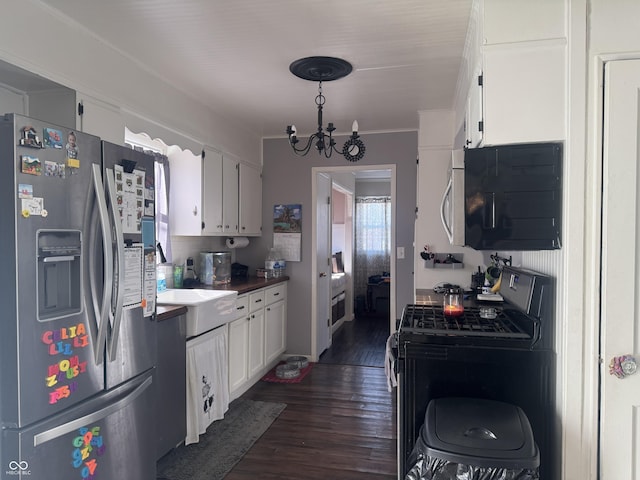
[265,248,283,278]
[156,268,167,292]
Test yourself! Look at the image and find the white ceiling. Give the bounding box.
[37,0,472,139]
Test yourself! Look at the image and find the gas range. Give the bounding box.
[396,266,556,479]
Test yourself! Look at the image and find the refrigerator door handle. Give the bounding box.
[32,374,153,446]
[88,164,114,365]
[86,209,101,352]
[104,167,125,361]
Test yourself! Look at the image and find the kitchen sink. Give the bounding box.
[157,289,237,337]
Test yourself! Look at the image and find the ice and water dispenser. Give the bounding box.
[37,230,82,320]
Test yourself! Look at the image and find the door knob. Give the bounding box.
[609,354,637,378]
[319,272,327,277]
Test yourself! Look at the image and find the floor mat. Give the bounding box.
[156,399,286,480]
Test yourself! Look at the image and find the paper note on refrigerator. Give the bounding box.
[114,165,145,234]
[123,244,143,309]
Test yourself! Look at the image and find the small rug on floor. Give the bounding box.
[156,399,286,480]
[261,362,314,383]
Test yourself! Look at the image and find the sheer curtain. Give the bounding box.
[354,196,391,298]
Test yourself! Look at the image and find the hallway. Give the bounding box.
[319,313,391,367]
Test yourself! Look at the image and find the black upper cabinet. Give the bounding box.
[464,143,562,250]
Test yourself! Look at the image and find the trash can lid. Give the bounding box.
[421,397,539,469]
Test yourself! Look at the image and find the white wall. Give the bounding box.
[253,132,417,357]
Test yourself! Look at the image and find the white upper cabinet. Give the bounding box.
[170,146,262,237]
[168,147,203,236]
[239,163,262,236]
[202,147,224,235]
[482,44,565,145]
[222,156,239,235]
[482,0,565,45]
[463,0,566,147]
[465,63,484,148]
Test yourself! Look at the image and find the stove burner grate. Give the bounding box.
[400,304,531,339]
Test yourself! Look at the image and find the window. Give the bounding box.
[354,196,391,297]
[125,129,171,263]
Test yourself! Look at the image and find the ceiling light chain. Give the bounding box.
[286,56,366,162]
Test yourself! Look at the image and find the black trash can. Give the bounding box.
[405,397,540,480]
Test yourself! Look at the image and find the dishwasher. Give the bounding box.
[156,312,187,459]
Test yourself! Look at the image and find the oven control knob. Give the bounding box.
[609,354,637,378]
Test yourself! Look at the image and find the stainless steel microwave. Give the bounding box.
[442,143,562,251]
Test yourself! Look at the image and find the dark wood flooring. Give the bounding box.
[319,313,392,367]
[225,315,396,479]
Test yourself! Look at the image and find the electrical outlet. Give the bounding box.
[397,246,405,259]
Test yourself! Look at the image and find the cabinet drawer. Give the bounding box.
[248,290,265,312]
[265,283,286,304]
[235,294,249,319]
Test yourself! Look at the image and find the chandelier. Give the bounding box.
[286,56,365,162]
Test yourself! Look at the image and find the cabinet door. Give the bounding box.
[265,299,286,365]
[465,65,484,148]
[202,148,224,235]
[228,317,249,393]
[168,147,203,235]
[247,309,265,378]
[482,45,565,145]
[222,156,239,235]
[239,163,262,236]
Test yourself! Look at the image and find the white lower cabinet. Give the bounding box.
[228,281,287,401]
[247,290,265,378]
[228,295,249,393]
[265,283,287,365]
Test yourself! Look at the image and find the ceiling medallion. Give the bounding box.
[285,56,365,161]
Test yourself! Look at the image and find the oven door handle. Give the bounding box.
[531,317,542,349]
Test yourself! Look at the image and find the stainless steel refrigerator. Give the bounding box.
[0,114,157,479]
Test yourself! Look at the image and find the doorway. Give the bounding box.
[311,165,396,363]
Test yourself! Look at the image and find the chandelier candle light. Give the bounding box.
[286,56,366,162]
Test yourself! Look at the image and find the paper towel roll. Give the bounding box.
[226,236,249,249]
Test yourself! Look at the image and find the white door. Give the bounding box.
[600,58,640,479]
[316,173,332,357]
